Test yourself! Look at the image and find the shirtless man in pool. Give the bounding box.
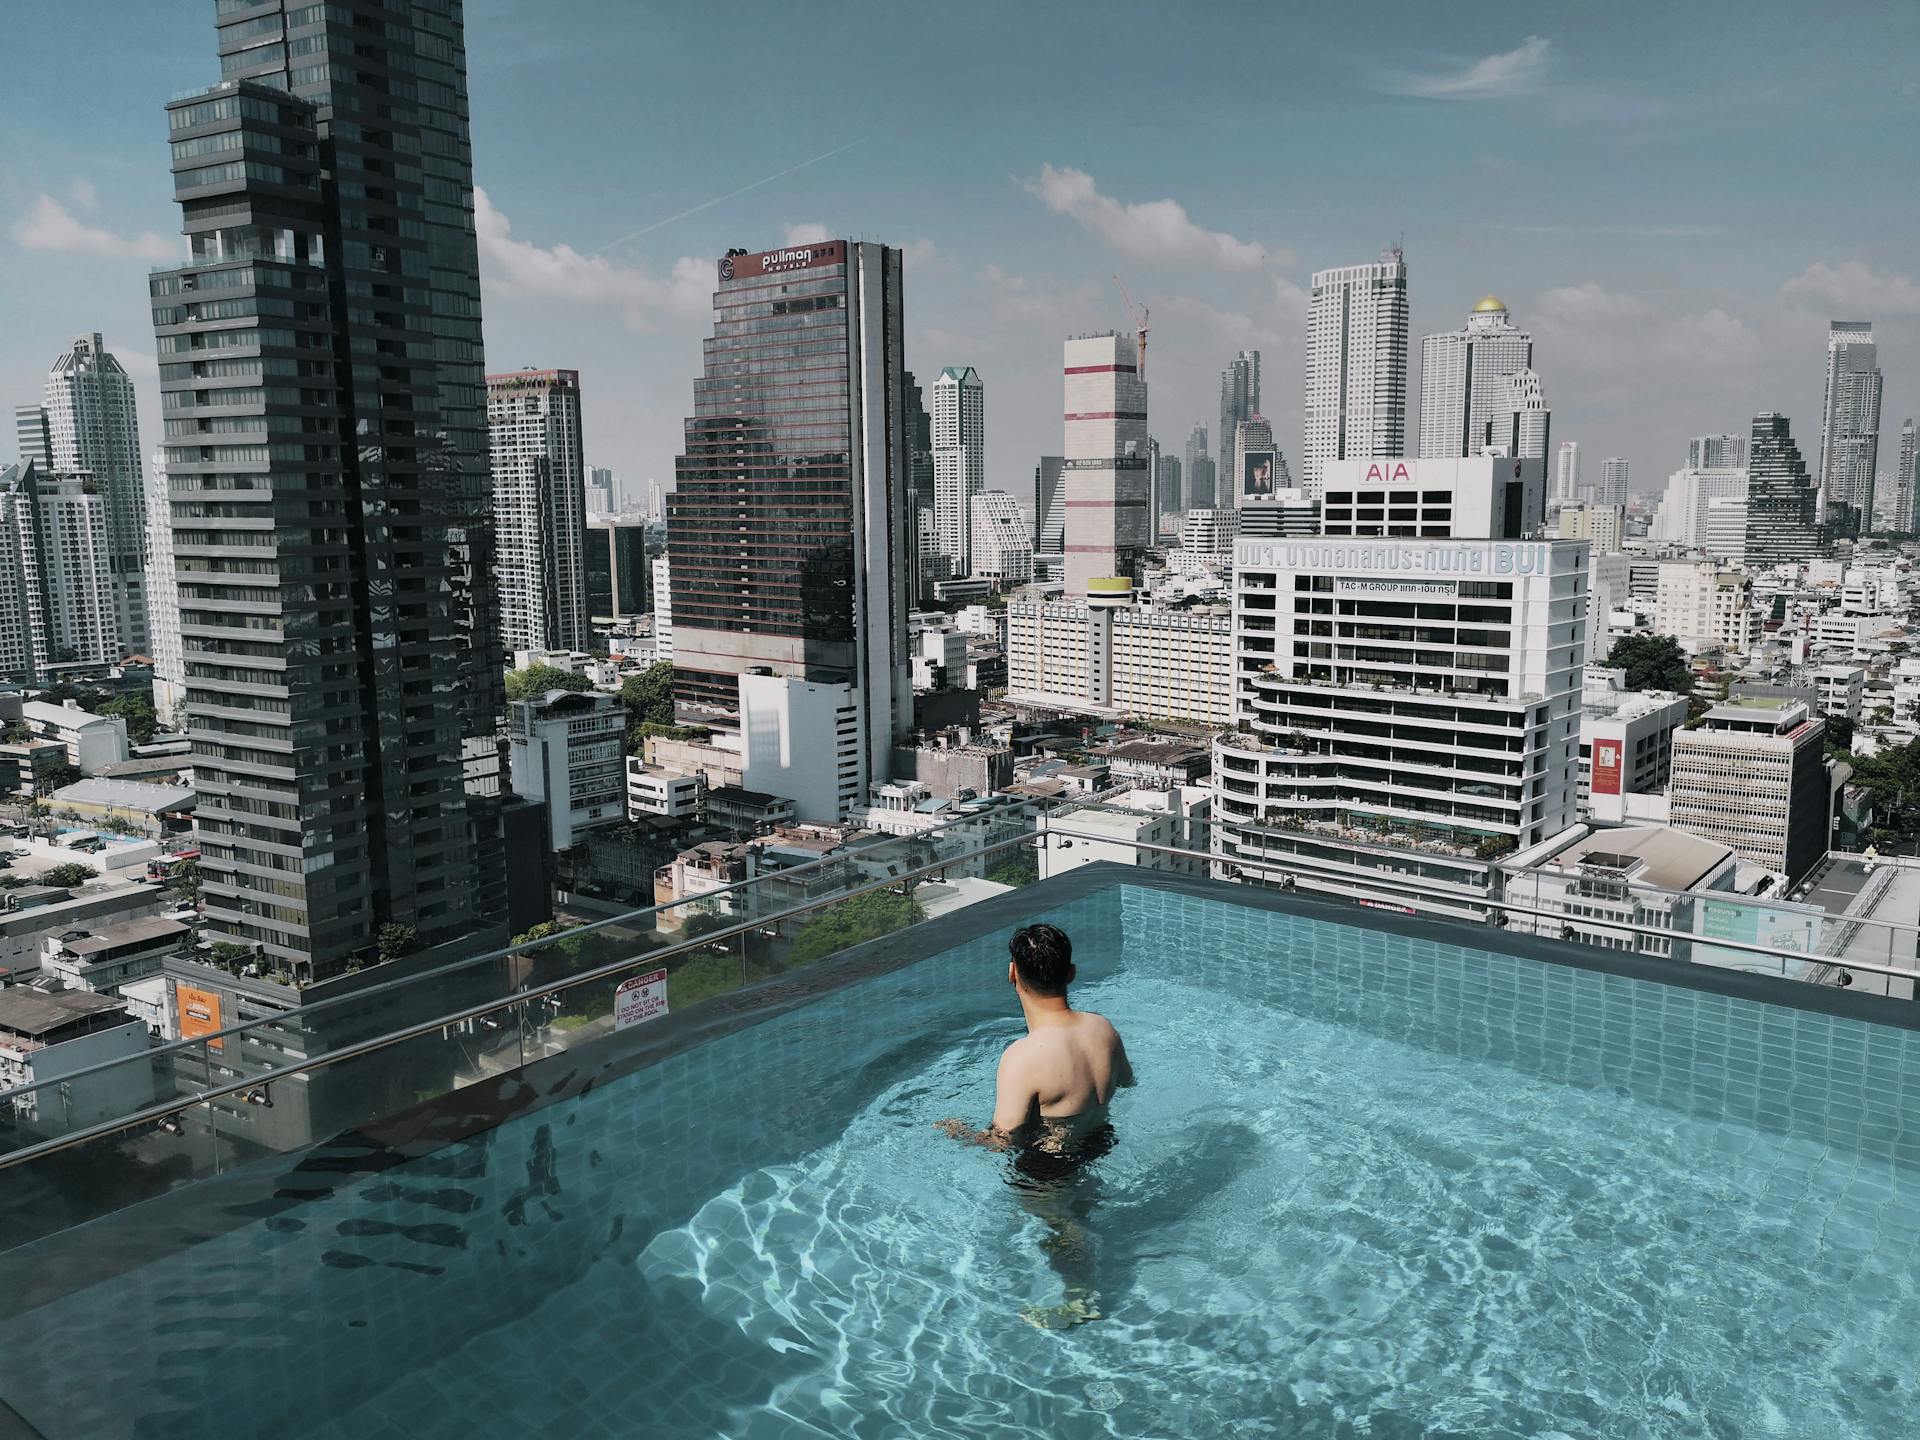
[937,923,1134,1327]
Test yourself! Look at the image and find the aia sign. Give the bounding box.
[1362,462,1414,483]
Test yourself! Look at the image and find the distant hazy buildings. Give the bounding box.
[29,335,146,654]
[1219,350,1260,501]
[1155,451,1183,524]
[489,368,591,654]
[1304,247,1409,493]
[1183,423,1216,510]
[1688,433,1748,470]
[1595,458,1630,507]
[1488,369,1552,461]
[1889,418,1918,533]
[1034,455,1066,554]
[1655,466,1749,559]
[1554,440,1581,502]
[932,366,984,577]
[1061,332,1150,598]
[1745,412,1825,563]
[1817,321,1883,536]
[1418,296,1534,459]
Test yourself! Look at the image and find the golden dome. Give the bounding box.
[1472,295,1507,313]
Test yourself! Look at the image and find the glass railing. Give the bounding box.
[4,789,1909,1250]
[0,798,1055,1174]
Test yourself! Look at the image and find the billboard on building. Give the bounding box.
[1242,450,1277,499]
[1592,738,1623,796]
[176,982,224,1052]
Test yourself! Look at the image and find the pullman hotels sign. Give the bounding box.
[718,241,847,282]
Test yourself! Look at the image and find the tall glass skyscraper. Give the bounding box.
[33,335,148,653]
[1418,297,1534,460]
[488,368,590,654]
[1817,321,1882,536]
[1745,412,1826,563]
[1304,247,1409,493]
[1219,349,1259,505]
[150,0,500,976]
[668,240,912,795]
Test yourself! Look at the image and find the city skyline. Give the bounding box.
[6,5,1920,507]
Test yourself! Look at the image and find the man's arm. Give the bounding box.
[1112,1030,1136,1089]
[936,1042,1035,1148]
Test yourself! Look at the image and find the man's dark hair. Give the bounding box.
[1010,923,1074,997]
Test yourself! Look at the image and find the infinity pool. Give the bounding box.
[5,878,1920,1438]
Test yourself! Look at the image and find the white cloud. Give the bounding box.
[1779,260,1920,318]
[1385,37,1550,101]
[902,238,938,266]
[474,187,710,328]
[781,222,832,245]
[1534,282,1758,367]
[1022,164,1283,272]
[11,195,176,263]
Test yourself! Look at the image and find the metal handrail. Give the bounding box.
[2,814,1907,1160]
[0,824,1043,1172]
[0,794,1053,1090]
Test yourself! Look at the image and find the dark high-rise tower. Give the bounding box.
[669,241,912,797]
[1219,350,1260,503]
[1745,412,1826,564]
[150,1,500,976]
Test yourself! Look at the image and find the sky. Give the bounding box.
[5,1,1920,502]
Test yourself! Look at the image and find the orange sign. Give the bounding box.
[177,982,224,1052]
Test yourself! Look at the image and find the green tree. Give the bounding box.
[167,857,201,903]
[37,764,81,795]
[95,693,159,745]
[375,923,418,962]
[1604,634,1693,694]
[1849,738,1920,842]
[619,661,678,750]
[985,856,1038,888]
[42,862,96,888]
[788,890,925,967]
[1826,714,1857,759]
[208,940,254,967]
[503,664,593,702]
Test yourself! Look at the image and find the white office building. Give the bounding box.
[33,334,147,653]
[1213,536,1586,912]
[650,555,674,663]
[1654,467,1749,553]
[507,689,626,850]
[1812,662,1865,720]
[488,368,591,655]
[1579,669,1689,823]
[1557,502,1624,554]
[1689,434,1748,470]
[144,448,183,727]
[1486,369,1552,462]
[1554,440,1581,502]
[1653,559,1754,655]
[1006,593,1233,727]
[1303,248,1408,494]
[932,366,985,577]
[626,759,703,820]
[1317,456,1546,540]
[1596,458,1631,507]
[1419,297,1535,459]
[738,671,863,823]
[1670,696,1829,884]
[1062,335,1151,598]
[969,489,1032,588]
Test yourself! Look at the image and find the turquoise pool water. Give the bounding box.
[5,883,1920,1438]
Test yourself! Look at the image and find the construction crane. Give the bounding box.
[1111,274,1149,378]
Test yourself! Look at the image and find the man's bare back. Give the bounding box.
[936,923,1133,1151]
[934,924,1130,1329]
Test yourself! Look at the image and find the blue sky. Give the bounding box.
[6,1,1920,499]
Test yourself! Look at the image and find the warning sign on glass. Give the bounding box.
[614,968,669,1031]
